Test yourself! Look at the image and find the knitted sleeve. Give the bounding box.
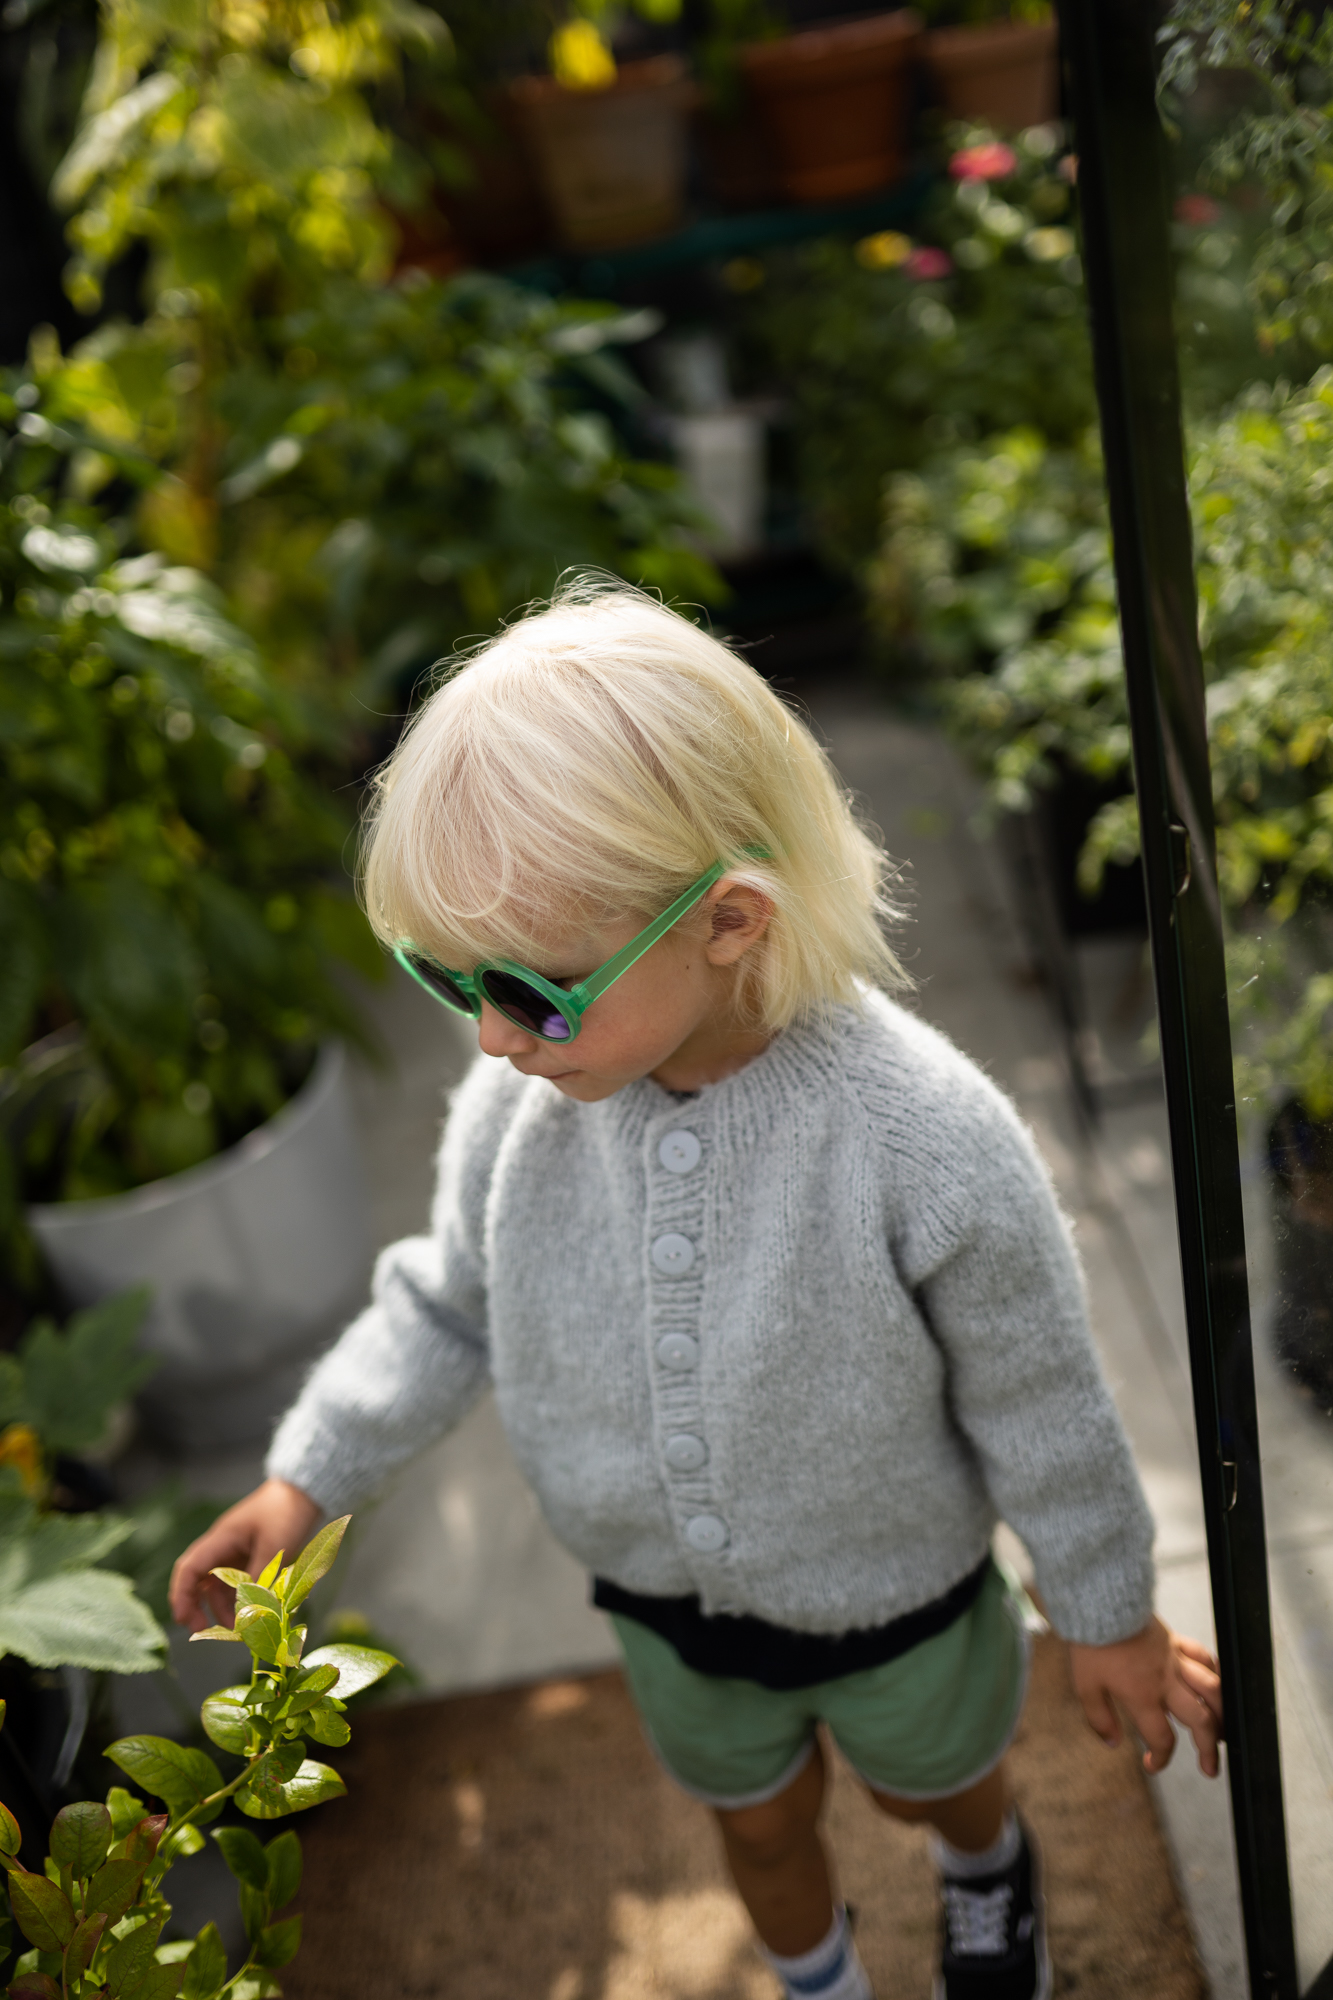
[264,1055,518,1515]
[874,1034,1156,1647]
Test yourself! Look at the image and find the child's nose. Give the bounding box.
[476,1000,538,1060]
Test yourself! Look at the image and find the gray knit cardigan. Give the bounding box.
[267,992,1155,1647]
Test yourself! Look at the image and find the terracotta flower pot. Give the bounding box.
[923,18,1060,132]
[741,11,923,206]
[507,57,693,253]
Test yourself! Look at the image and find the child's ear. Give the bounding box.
[703,883,771,965]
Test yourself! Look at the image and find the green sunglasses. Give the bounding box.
[394,851,769,1044]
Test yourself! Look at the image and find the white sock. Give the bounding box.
[929,1808,1021,1881]
[761,1906,873,2000]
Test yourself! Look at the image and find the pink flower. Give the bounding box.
[904,246,953,281]
[1175,193,1220,226]
[949,142,1018,182]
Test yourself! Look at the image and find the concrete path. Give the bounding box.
[127,687,1333,1996]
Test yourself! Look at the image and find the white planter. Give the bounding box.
[27,1043,371,1454]
[671,410,766,559]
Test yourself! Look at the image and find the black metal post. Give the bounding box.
[1054,3,1298,1996]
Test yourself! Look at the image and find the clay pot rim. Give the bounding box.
[508,54,691,103]
[741,8,923,72]
[922,17,1058,60]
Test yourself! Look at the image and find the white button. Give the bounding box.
[665,1432,708,1471]
[652,1232,695,1274]
[656,1334,699,1371]
[659,1130,702,1174]
[685,1514,729,1553]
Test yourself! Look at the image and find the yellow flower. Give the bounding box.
[855,231,912,271]
[0,1423,45,1497]
[550,20,617,91]
[1024,226,1076,262]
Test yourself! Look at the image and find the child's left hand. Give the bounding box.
[1069,1617,1224,1777]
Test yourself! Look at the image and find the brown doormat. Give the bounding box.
[282,1632,1207,1999]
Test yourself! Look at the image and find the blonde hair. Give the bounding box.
[360,576,908,1034]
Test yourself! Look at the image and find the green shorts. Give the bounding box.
[611,1558,1032,1810]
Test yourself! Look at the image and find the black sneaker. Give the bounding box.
[933,1821,1050,2000]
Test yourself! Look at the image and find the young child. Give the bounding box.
[172,580,1222,2000]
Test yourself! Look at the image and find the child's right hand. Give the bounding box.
[169,1477,323,1633]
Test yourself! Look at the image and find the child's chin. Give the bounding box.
[547,1071,627,1102]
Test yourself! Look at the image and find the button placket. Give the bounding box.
[644,1113,725,1564]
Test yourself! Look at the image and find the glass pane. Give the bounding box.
[1158,17,1333,1986]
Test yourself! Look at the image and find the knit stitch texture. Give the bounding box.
[267,993,1155,1646]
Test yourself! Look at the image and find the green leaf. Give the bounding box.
[283,1516,350,1610]
[256,1552,284,1589]
[106,1738,223,1819]
[234,1584,279,1613]
[7,1868,76,1952]
[255,1915,301,1970]
[207,1569,252,1591]
[64,1910,107,1983]
[263,1830,301,1911]
[235,1758,345,1821]
[238,1881,269,1946]
[181,1921,227,2000]
[0,1567,165,1673]
[84,1857,146,1926]
[104,1918,164,1998]
[188,1626,240,1644]
[300,1642,399,1699]
[233,1605,282,1663]
[132,1963,186,2000]
[0,1795,21,1856]
[106,1788,148,1840]
[302,1701,350,1747]
[282,1665,338,1713]
[212,1827,268,1893]
[200,1687,250,1755]
[50,1800,112,1877]
[122,1814,169,1866]
[236,1740,304,1815]
[6,1974,61,1999]
[14,1288,154,1453]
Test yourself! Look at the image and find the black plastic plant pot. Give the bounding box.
[1267,1100,1333,1413]
[1033,764,1148,940]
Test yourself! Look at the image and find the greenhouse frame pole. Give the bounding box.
[1054,2,1299,1995]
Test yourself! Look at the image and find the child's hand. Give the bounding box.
[169,1477,323,1633]
[1069,1617,1224,1777]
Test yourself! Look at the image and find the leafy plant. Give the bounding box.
[36,0,717,743]
[0,390,380,1221]
[741,123,1094,571]
[0,1513,393,2000]
[1160,0,1333,364]
[0,1289,221,1678]
[871,424,1112,677]
[902,369,1333,1119]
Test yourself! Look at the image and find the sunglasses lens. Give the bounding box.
[403,954,476,1016]
[479,969,574,1041]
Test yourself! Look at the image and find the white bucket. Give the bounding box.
[671,410,766,559]
[27,1042,371,1454]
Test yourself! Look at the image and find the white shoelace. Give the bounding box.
[942,1882,1014,1957]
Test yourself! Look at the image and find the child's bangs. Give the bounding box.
[366,721,675,975]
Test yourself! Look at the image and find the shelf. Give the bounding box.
[505,166,936,298]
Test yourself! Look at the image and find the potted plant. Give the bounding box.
[507,6,696,251]
[742,123,1093,571]
[0,1512,394,1997]
[690,0,785,210]
[918,2,1059,134]
[739,9,924,205]
[0,394,380,1450]
[0,1289,228,1857]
